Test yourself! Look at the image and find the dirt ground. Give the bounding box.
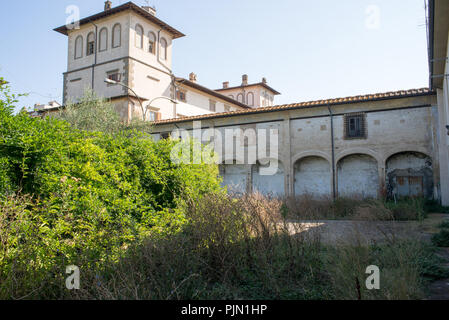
[286,214,449,300]
[286,214,448,245]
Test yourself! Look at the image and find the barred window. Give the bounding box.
[87,32,95,56]
[344,113,367,139]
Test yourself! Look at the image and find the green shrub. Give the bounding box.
[431,230,449,247]
[0,82,224,298]
[384,198,426,221]
[424,200,449,214]
[438,221,449,229]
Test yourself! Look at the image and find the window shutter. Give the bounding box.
[156,112,162,121]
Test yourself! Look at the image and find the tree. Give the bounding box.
[56,89,154,135]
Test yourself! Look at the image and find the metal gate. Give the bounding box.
[396,176,424,198]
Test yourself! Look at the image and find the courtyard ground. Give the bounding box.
[286,213,449,300]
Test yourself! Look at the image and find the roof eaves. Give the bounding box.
[176,78,251,109]
[215,82,281,95]
[54,2,185,39]
[153,88,434,126]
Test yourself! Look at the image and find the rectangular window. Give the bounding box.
[176,90,187,102]
[209,100,216,112]
[107,71,121,84]
[344,113,366,139]
[148,111,157,122]
[87,41,95,55]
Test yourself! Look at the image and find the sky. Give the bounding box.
[0,0,430,113]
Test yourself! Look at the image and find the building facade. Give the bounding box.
[53,2,254,121]
[153,89,440,201]
[429,0,449,206]
[49,1,449,204]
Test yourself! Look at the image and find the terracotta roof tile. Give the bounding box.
[153,88,433,125]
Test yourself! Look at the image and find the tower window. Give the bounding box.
[148,32,156,54]
[107,70,121,84]
[74,35,83,59]
[112,23,121,48]
[135,24,144,49]
[87,32,95,56]
[247,92,254,106]
[209,100,216,112]
[176,89,187,102]
[344,113,367,139]
[160,38,168,60]
[148,111,157,121]
[99,27,108,52]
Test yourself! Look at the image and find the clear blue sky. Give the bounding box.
[0,0,429,113]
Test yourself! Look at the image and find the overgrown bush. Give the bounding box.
[0,82,223,298]
[287,195,427,221]
[432,230,449,247]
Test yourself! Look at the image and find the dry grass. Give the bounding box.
[0,193,443,300]
[285,194,426,221]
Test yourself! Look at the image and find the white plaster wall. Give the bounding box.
[220,164,248,195]
[337,155,379,198]
[65,60,128,103]
[252,162,285,196]
[67,12,130,72]
[153,95,438,200]
[294,156,331,197]
[387,153,429,171]
[175,102,213,117]
[128,12,173,71]
[130,60,173,119]
[291,117,331,153]
[437,30,449,205]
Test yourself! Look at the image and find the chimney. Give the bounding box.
[242,74,248,86]
[142,6,157,16]
[262,77,267,84]
[223,81,229,89]
[189,72,197,82]
[104,1,112,11]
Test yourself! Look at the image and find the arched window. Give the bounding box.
[247,92,254,106]
[74,35,83,59]
[112,23,121,48]
[99,27,108,52]
[86,32,95,56]
[135,24,143,49]
[160,37,168,60]
[237,93,244,103]
[148,32,156,54]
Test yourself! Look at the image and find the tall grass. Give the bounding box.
[286,194,428,221]
[0,193,445,300]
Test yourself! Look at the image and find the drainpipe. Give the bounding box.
[328,104,336,200]
[89,21,98,90]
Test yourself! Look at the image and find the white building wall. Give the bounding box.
[154,94,439,200]
[436,30,449,205]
